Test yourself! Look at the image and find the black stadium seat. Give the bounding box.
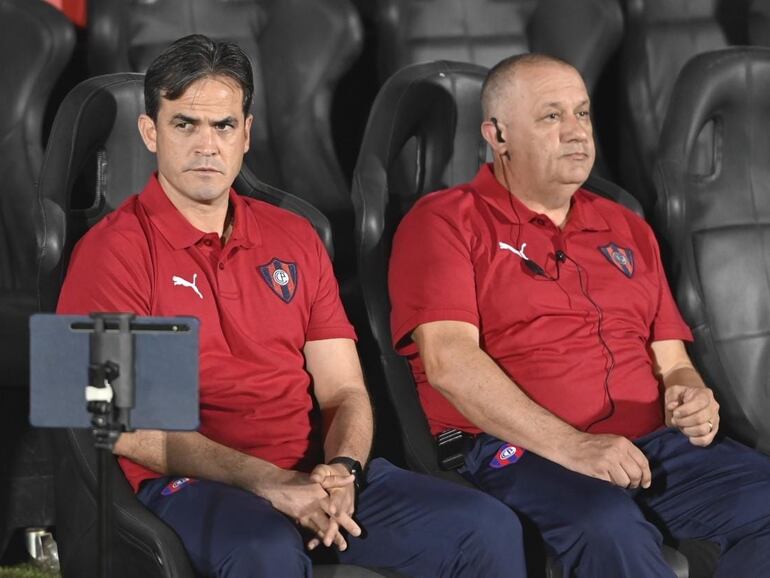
[655,46,770,457]
[351,59,689,578]
[35,72,398,578]
[370,0,623,179]
[0,0,74,559]
[87,0,363,273]
[617,0,735,216]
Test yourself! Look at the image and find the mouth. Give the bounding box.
[562,152,589,161]
[188,167,224,175]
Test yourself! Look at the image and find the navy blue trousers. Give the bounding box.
[460,428,770,577]
[138,458,526,578]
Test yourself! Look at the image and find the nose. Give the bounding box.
[194,125,218,156]
[562,113,591,143]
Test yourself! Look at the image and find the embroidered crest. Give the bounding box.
[599,243,635,278]
[489,443,525,469]
[161,477,197,496]
[259,258,298,303]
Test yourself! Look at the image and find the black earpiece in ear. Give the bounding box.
[490,117,506,144]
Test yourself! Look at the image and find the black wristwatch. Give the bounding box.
[328,456,366,493]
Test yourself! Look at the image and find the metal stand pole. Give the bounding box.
[86,313,134,578]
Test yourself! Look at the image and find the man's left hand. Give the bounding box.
[307,463,359,550]
[665,385,720,446]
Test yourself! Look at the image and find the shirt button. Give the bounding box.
[535,218,546,226]
[218,262,225,270]
[203,239,212,247]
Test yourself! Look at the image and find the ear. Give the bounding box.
[243,114,253,153]
[137,114,158,153]
[481,120,507,158]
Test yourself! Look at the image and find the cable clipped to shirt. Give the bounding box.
[521,249,617,430]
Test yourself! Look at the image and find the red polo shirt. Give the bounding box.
[389,164,692,440]
[57,175,356,491]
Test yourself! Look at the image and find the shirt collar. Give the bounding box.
[138,173,262,250]
[471,163,609,232]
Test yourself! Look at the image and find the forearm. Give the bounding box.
[114,430,292,498]
[320,388,373,465]
[662,364,706,390]
[432,343,580,463]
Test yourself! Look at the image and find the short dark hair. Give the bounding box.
[481,53,574,118]
[144,34,254,120]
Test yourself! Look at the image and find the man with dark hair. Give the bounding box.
[57,35,526,577]
[389,53,770,577]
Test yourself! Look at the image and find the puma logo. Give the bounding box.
[498,241,530,261]
[172,274,203,299]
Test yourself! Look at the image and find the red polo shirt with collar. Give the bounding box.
[57,174,356,491]
[389,164,692,440]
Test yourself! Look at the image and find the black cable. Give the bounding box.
[563,253,617,431]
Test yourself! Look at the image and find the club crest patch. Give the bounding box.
[599,243,635,278]
[161,477,197,496]
[489,443,525,469]
[259,258,298,303]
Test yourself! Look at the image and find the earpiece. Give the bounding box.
[490,117,510,160]
[490,117,506,143]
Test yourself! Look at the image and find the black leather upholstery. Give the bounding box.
[36,73,334,312]
[87,0,362,252]
[374,0,537,75]
[374,0,622,89]
[352,60,689,578]
[35,73,398,578]
[0,0,74,557]
[655,47,770,456]
[0,0,74,388]
[371,0,622,181]
[618,0,732,216]
[749,0,770,46]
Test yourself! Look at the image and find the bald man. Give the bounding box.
[389,53,770,577]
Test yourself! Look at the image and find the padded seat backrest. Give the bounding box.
[37,73,334,311]
[0,0,74,386]
[371,0,623,180]
[618,0,733,214]
[36,72,337,578]
[749,0,770,46]
[88,0,362,223]
[353,62,487,480]
[654,47,770,454]
[351,60,693,578]
[373,0,622,92]
[352,60,642,480]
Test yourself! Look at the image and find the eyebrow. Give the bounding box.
[169,113,239,126]
[540,99,591,110]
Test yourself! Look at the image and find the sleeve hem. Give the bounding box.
[392,308,479,355]
[651,324,694,343]
[306,326,358,342]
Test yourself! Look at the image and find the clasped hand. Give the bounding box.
[267,464,360,551]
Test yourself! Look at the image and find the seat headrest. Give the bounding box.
[40,73,154,225]
[38,72,336,309]
[657,47,770,233]
[353,61,487,245]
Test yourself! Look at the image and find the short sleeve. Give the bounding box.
[648,229,693,343]
[305,227,356,342]
[389,196,479,356]
[56,228,153,316]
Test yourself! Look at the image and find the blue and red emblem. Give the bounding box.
[599,243,635,278]
[161,477,197,496]
[259,258,298,303]
[489,443,525,469]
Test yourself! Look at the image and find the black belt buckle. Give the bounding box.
[436,428,474,470]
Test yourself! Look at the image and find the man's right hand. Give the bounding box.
[257,469,358,551]
[557,432,651,489]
